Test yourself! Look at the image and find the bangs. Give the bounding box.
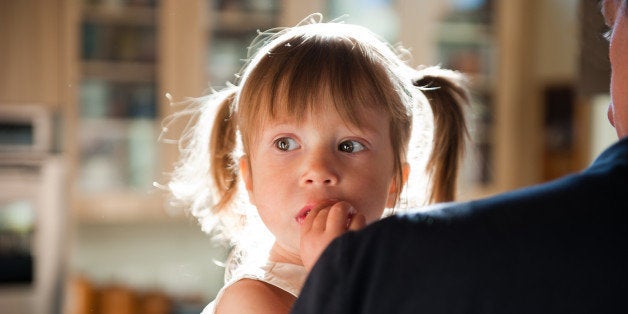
[238,33,409,145]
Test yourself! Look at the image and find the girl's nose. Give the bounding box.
[300,151,340,186]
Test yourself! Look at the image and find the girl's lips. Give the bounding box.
[294,199,345,225]
[295,206,313,225]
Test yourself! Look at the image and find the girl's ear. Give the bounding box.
[386,162,410,208]
[239,156,255,204]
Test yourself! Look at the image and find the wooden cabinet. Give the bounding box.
[68,0,164,222]
[435,2,496,196]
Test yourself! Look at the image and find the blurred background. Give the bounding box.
[0,0,617,313]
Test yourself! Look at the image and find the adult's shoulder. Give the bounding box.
[585,136,628,175]
[293,139,628,314]
[356,136,628,244]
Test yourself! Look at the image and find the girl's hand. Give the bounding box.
[299,201,366,272]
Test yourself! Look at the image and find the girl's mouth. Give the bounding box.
[295,204,358,227]
[295,206,312,225]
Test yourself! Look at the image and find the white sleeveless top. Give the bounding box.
[201,261,308,314]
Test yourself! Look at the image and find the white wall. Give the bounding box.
[590,94,619,161]
[70,220,227,301]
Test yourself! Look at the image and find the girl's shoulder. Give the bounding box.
[204,261,307,314]
[214,278,295,314]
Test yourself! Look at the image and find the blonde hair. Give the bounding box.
[165,15,469,270]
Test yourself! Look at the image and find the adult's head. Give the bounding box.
[602,0,628,138]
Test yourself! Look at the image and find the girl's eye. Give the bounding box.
[274,137,300,151]
[338,140,366,153]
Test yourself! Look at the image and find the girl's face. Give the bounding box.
[602,0,628,138]
[240,92,400,262]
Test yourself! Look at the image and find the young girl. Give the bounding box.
[166,14,469,314]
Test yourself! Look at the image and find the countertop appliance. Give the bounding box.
[0,104,66,314]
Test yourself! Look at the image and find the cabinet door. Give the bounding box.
[74,0,162,221]
[0,0,62,106]
[207,0,279,86]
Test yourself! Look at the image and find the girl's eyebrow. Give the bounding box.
[258,121,302,138]
[262,121,300,130]
[343,122,387,143]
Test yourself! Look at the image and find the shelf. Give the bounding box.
[77,118,158,194]
[78,116,156,130]
[437,22,492,45]
[73,191,178,223]
[213,10,277,34]
[82,5,156,26]
[82,61,155,83]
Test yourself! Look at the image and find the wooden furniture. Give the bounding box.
[64,0,281,222]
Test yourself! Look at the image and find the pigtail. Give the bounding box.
[413,67,470,204]
[210,91,239,211]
